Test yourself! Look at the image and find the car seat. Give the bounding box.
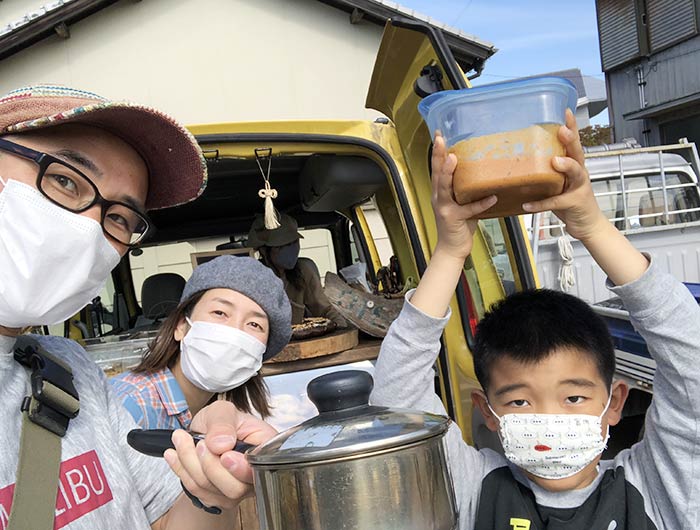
[131,272,186,331]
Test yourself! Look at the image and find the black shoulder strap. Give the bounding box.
[8,336,80,530]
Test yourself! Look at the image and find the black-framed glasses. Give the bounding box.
[0,137,151,246]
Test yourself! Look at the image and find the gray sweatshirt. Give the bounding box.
[370,260,699,530]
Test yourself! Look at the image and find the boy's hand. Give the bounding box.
[431,131,497,260]
[522,109,608,242]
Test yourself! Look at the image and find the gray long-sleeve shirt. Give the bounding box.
[370,259,699,529]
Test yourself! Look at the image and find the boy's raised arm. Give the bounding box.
[527,110,700,528]
[371,131,496,414]
[369,134,500,530]
[409,133,497,316]
[522,110,649,286]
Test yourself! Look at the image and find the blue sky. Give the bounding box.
[397,0,609,125]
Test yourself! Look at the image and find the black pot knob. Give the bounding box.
[307,370,374,414]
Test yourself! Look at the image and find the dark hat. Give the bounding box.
[180,256,292,360]
[247,212,304,248]
[0,84,207,210]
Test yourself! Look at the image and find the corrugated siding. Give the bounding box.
[598,0,640,70]
[647,0,697,51]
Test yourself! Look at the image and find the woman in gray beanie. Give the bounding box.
[110,255,292,430]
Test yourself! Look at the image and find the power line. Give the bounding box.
[480,43,700,82]
[451,0,474,27]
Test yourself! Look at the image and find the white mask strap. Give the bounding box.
[0,175,6,187]
[600,388,614,419]
[486,402,503,422]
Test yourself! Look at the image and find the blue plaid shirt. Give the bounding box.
[110,367,192,430]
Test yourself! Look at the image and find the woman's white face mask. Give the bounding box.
[488,393,612,480]
[179,318,266,393]
[0,178,120,328]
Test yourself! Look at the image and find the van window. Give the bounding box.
[130,237,233,304]
[347,203,398,290]
[127,228,337,303]
[87,227,339,339]
[455,218,519,436]
[361,204,393,266]
[297,228,337,286]
[461,219,517,337]
[91,273,116,337]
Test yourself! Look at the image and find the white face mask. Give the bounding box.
[179,318,266,393]
[0,178,121,328]
[488,394,612,480]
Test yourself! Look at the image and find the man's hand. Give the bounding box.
[431,130,497,260]
[522,109,608,243]
[163,400,277,510]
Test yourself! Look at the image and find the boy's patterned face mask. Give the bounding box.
[488,394,611,480]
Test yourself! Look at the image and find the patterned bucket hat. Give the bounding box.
[0,84,207,210]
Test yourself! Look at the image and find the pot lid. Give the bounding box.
[247,370,450,465]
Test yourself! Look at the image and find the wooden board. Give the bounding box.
[268,327,359,363]
[262,338,381,376]
[323,272,403,337]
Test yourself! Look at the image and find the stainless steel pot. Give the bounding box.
[246,370,457,530]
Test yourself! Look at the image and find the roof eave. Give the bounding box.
[624,91,700,120]
[315,0,496,74]
[0,0,119,61]
[0,0,496,76]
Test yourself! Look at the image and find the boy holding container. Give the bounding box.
[370,110,699,530]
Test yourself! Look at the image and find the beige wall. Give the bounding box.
[0,0,384,124]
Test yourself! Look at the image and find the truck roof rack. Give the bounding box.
[583,138,641,153]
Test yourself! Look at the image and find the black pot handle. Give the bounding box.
[127,428,255,458]
[307,370,374,414]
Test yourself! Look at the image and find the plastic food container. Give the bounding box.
[418,77,578,218]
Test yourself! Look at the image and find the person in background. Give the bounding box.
[111,255,291,429]
[248,212,348,328]
[0,84,274,529]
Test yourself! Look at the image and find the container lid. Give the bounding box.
[246,370,450,465]
[418,76,578,119]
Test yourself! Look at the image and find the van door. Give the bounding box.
[366,18,537,442]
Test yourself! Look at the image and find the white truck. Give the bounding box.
[530,139,700,394]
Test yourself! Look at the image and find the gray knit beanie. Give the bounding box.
[180,255,292,360]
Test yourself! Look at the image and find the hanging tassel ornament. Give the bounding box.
[259,181,279,230]
[255,147,280,229]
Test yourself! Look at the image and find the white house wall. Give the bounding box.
[1,0,397,296]
[0,0,384,124]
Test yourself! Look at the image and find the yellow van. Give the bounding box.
[63,18,536,447]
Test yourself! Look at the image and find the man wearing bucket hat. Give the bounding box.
[0,85,275,530]
[248,212,348,328]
